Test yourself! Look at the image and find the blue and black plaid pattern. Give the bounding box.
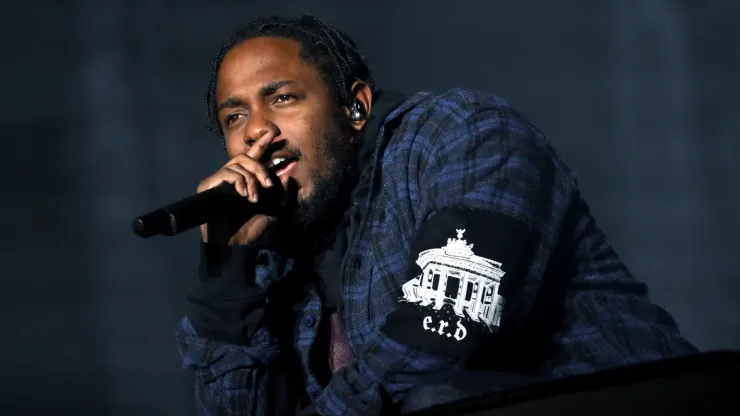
[175,89,697,415]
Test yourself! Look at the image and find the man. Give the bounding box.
[175,14,698,416]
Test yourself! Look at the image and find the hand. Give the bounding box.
[197,131,278,246]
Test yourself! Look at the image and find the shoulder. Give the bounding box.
[385,88,572,179]
[393,88,524,128]
[388,88,547,150]
[396,88,510,114]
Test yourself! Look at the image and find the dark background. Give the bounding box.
[2,1,738,414]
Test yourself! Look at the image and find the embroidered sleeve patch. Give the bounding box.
[381,206,533,361]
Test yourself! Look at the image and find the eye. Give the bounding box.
[224,113,243,126]
[273,94,296,104]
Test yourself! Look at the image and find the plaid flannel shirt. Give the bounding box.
[175,88,697,415]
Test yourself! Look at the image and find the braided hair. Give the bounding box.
[204,14,376,138]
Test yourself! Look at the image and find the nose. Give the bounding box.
[244,111,279,147]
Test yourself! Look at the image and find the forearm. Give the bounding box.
[177,316,298,416]
[542,283,699,379]
[178,240,298,415]
[186,242,268,344]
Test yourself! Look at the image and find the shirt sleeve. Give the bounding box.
[175,241,300,416]
[538,198,699,378]
[313,89,697,415]
[381,206,533,362]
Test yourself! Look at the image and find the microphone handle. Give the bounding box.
[131,183,281,239]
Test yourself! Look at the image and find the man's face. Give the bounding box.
[216,36,356,227]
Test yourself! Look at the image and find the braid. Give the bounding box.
[204,15,375,138]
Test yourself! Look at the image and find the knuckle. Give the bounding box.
[235,157,259,171]
[234,153,254,162]
[219,167,237,178]
[244,163,261,175]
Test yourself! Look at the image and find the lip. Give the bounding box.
[276,160,298,177]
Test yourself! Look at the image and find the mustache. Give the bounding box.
[261,139,303,161]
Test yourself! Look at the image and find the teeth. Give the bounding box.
[265,157,286,169]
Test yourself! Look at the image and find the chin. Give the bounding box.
[296,186,312,201]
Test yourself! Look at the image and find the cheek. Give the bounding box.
[280,117,321,158]
[225,143,245,159]
[276,104,334,166]
[223,131,248,156]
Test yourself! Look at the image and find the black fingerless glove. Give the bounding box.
[186,242,268,345]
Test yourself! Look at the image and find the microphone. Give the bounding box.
[131,182,287,239]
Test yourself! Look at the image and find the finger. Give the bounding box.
[222,170,249,198]
[232,175,248,197]
[226,155,273,188]
[224,164,260,201]
[245,172,260,203]
[224,166,259,202]
[198,169,248,197]
[246,129,276,161]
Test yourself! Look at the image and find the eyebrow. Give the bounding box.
[259,79,296,96]
[217,97,242,112]
[216,80,297,113]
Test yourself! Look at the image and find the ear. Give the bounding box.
[344,80,373,131]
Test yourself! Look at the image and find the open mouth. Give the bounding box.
[265,157,298,177]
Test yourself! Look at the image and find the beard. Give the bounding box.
[283,115,359,233]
